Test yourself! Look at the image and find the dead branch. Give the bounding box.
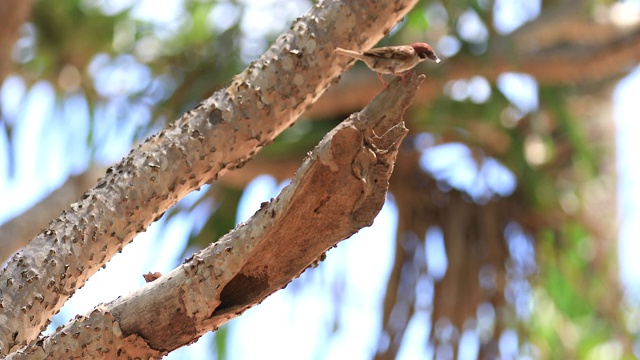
[7,72,422,359]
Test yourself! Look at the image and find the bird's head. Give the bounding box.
[412,42,441,63]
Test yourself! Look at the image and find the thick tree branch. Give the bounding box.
[0,0,420,354]
[7,73,422,359]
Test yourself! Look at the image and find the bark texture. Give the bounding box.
[9,72,422,358]
[5,305,162,359]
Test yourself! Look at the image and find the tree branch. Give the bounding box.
[0,0,420,354]
[7,72,422,359]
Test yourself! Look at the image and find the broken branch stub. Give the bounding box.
[9,72,424,357]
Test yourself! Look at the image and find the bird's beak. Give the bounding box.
[432,56,441,63]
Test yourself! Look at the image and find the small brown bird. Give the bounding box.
[335,42,441,86]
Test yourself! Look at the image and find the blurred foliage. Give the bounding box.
[2,0,635,358]
[28,1,121,78]
[213,324,229,359]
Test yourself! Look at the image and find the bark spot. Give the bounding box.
[208,109,224,125]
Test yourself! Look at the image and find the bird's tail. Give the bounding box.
[334,47,364,60]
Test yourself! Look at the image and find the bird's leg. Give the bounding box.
[398,70,412,84]
[376,72,389,87]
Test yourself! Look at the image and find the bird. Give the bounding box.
[334,42,441,86]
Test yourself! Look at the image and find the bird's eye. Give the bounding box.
[418,52,429,59]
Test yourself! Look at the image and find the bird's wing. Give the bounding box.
[363,46,414,60]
